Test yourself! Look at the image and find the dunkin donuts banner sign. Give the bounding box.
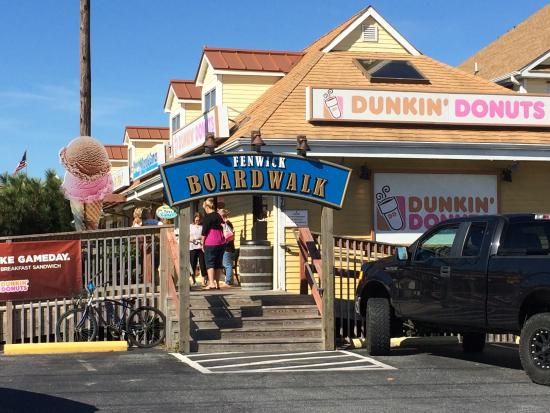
[374,173,498,244]
[306,87,550,127]
[0,240,82,301]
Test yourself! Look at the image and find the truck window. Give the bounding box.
[498,221,550,256]
[462,222,487,257]
[414,224,460,261]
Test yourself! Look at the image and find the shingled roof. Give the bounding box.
[104,144,128,161]
[458,4,550,80]
[202,47,303,73]
[124,126,169,141]
[222,7,541,148]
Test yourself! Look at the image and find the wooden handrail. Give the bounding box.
[294,227,324,315]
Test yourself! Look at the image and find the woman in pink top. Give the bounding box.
[201,198,225,289]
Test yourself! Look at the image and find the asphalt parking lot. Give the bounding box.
[1,342,550,412]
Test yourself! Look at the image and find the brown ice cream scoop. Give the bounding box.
[59,136,111,181]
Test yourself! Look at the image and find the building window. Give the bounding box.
[171,114,180,133]
[355,59,430,84]
[204,88,216,111]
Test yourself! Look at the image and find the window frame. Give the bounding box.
[460,221,488,258]
[171,113,181,134]
[204,88,217,112]
[412,222,463,262]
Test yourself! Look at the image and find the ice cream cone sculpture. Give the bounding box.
[59,136,113,231]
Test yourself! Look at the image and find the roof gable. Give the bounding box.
[458,4,550,80]
[163,80,201,112]
[322,6,420,55]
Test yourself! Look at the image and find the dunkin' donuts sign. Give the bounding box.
[306,88,550,127]
[374,173,498,244]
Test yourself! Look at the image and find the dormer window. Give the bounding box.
[171,114,180,133]
[204,88,216,111]
[355,59,430,84]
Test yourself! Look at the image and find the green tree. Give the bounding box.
[0,170,73,236]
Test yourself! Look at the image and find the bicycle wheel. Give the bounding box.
[126,306,166,348]
[56,308,98,342]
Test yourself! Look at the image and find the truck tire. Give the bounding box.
[462,333,486,353]
[519,312,550,385]
[366,298,390,356]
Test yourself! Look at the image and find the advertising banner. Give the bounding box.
[112,167,130,191]
[0,240,82,301]
[160,152,351,209]
[132,145,166,180]
[171,105,229,158]
[306,87,550,127]
[373,173,498,245]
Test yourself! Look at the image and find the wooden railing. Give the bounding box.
[295,227,324,314]
[294,228,398,343]
[0,226,171,345]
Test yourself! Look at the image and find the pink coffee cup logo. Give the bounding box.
[376,185,405,231]
[323,89,343,119]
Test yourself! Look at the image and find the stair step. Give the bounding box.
[261,305,320,316]
[190,307,244,318]
[220,326,321,340]
[193,337,324,353]
[241,316,322,328]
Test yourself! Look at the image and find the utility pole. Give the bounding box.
[80,0,91,136]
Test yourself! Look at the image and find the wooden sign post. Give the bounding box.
[321,206,335,351]
[178,204,191,353]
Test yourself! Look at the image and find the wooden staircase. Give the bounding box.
[168,290,323,353]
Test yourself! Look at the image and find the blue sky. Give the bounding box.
[0,0,548,177]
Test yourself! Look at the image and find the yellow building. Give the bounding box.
[214,6,550,291]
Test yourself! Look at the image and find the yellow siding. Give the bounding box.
[221,74,279,117]
[169,97,181,116]
[184,103,202,125]
[202,65,217,97]
[333,16,408,54]
[283,158,550,294]
[222,195,253,250]
[285,228,301,294]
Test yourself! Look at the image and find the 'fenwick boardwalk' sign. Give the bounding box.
[306,87,550,127]
[160,153,351,209]
[0,240,82,301]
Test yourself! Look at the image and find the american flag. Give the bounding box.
[13,151,27,175]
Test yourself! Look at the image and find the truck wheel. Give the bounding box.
[519,312,550,385]
[462,333,486,353]
[366,298,390,356]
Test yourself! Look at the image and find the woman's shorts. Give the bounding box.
[204,245,225,269]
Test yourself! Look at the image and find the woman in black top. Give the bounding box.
[201,198,225,289]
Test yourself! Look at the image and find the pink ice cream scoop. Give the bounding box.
[62,172,113,203]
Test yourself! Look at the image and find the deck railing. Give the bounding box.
[0,226,170,345]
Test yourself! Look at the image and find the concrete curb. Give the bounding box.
[350,336,460,349]
[4,341,128,355]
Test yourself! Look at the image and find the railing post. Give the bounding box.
[178,205,191,354]
[6,300,13,344]
[299,239,308,295]
[321,207,335,351]
[159,228,169,318]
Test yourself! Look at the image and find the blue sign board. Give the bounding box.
[159,152,351,209]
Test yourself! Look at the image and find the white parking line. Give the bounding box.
[171,350,396,374]
[208,354,349,369]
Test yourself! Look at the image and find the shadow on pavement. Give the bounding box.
[0,388,97,413]
[389,342,523,370]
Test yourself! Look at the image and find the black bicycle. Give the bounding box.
[56,279,166,348]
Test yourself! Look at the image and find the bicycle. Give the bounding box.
[56,278,166,348]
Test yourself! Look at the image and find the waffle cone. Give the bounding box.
[84,201,103,230]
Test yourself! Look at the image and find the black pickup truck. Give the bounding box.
[355,214,550,385]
